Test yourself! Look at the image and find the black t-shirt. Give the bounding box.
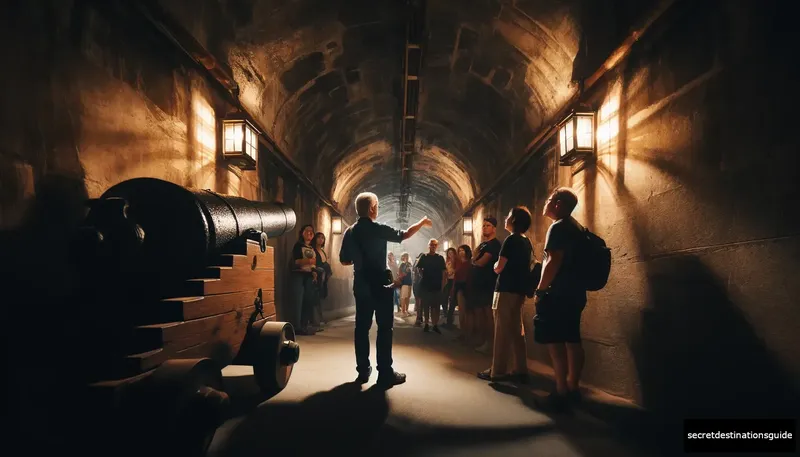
[292,241,315,274]
[495,233,532,295]
[474,238,502,292]
[417,253,446,291]
[544,217,586,299]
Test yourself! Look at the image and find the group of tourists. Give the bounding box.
[289,186,603,413]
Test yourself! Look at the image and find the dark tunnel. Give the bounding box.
[1,0,798,456]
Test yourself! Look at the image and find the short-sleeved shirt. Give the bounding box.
[496,233,532,295]
[473,238,502,292]
[339,217,405,282]
[544,217,586,300]
[417,253,446,291]
[292,241,315,274]
[399,262,413,285]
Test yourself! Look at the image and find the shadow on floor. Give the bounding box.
[212,381,556,457]
[488,382,664,457]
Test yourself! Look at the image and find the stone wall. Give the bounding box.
[443,0,800,417]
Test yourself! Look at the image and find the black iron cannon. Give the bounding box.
[72,178,300,456]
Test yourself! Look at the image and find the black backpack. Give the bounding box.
[525,238,542,298]
[575,228,611,291]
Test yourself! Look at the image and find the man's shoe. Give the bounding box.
[432,325,441,334]
[377,371,406,387]
[423,324,430,332]
[356,367,372,384]
[538,392,570,413]
[566,389,582,404]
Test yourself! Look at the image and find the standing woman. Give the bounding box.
[454,245,473,342]
[312,232,332,330]
[398,252,413,316]
[289,224,317,335]
[443,247,458,326]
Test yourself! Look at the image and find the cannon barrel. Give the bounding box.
[82,177,296,275]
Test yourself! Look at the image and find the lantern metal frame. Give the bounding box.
[331,216,343,235]
[222,114,260,171]
[557,109,596,166]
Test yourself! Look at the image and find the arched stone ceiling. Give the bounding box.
[222,0,581,229]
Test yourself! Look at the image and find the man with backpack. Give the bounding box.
[533,187,601,411]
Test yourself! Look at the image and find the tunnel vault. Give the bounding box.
[216,0,581,228]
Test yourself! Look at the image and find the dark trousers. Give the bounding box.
[288,273,315,330]
[354,277,394,374]
[442,279,455,324]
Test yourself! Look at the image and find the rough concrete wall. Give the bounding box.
[446,1,800,418]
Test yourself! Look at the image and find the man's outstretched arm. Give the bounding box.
[402,216,432,240]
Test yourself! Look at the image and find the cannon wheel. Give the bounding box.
[252,321,299,398]
[136,358,230,457]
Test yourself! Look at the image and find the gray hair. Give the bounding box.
[355,192,378,217]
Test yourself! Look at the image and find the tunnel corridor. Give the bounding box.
[1,0,799,455]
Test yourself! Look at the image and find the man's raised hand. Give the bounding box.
[420,216,433,227]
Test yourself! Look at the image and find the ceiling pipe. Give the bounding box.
[438,0,678,238]
[129,0,352,224]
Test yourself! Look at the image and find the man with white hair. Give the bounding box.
[340,192,432,387]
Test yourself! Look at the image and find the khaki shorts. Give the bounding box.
[400,285,412,300]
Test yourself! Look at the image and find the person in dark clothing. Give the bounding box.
[443,247,458,326]
[412,252,425,326]
[478,206,532,382]
[289,224,317,335]
[471,216,502,354]
[339,191,432,387]
[311,232,331,330]
[417,239,447,333]
[534,187,588,411]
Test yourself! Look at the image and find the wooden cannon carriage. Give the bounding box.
[71,178,300,456]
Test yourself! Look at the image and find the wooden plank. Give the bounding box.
[139,305,257,354]
[172,315,274,364]
[213,243,274,270]
[169,268,274,297]
[122,348,167,376]
[160,290,275,322]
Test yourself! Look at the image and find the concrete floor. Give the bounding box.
[207,313,666,457]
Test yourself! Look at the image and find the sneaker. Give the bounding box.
[432,325,441,334]
[377,371,406,387]
[356,367,372,384]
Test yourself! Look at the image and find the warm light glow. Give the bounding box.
[332,216,343,235]
[443,240,450,252]
[194,98,216,154]
[576,116,593,149]
[597,83,621,171]
[462,216,473,235]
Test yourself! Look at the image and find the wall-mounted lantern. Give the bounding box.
[223,114,260,170]
[443,240,450,252]
[462,215,473,235]
[331,216,343,235]
[558,109,595,166]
